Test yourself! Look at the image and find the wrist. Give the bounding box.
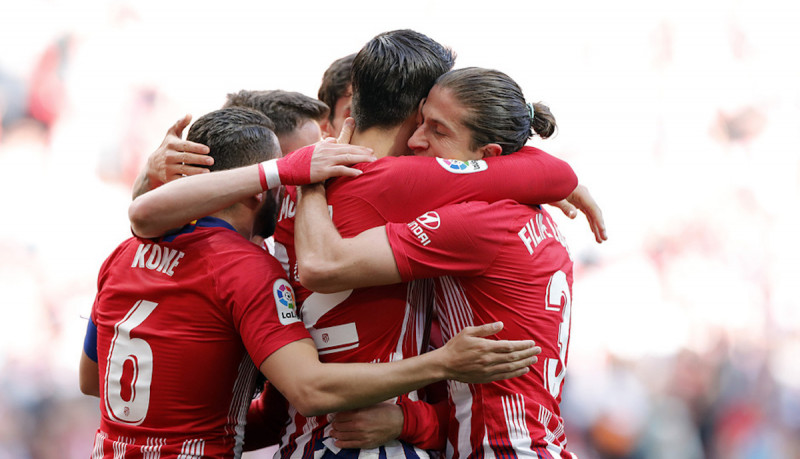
[258,159,281,191]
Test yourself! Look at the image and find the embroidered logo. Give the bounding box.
[436,157,489,174]
[273,279,300,325]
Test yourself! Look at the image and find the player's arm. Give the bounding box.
[296,184,401,293]
[548,184,607,243]
[261,322,538,417]
[131,114,213,199]
[79,319,100,397]
[328,398,448,450]
[128,141,376,238]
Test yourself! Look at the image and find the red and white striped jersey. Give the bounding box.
[89,217,310,458]
[386,200,576,459]
[272,149,577,459]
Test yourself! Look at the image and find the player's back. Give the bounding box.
[91,217,295,458]
[386,200,576,459]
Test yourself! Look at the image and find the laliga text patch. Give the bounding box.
[273,279,300,325]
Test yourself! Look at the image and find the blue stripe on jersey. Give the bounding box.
[488,430,516,459]
[161,216,237,243]
[83,318,98,362]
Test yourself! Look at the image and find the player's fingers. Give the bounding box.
[462,321,503,338]
[326,165,363,178]
[177,151,214,166]
[178,141,211,156]
[337,117,355,144]
[168,114,193,136]
[334,438,376,449]
[549,199,577,219]
[332,153,377,166]
[483,366,532,383]
[167,164,210,178]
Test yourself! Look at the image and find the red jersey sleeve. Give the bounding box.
[213,246,310,368]
[327,147,576,225]
[399,399,449,451]
[386,201,515,282]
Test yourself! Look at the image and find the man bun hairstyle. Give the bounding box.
[435,67,557,155]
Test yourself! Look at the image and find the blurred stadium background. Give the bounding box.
[1,1,798,457]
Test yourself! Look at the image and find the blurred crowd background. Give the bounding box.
[1,1,798,458]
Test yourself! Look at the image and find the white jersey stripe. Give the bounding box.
[142,437,166,459]
[228,355,258,458]
[178,439,205,458]
[501,395,535,457]
[92,431,107,459]
[112,436,133,459]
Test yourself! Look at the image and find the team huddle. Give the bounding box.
[80,29,607,459]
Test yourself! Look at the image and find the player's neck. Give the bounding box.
[211,207,254,240]
[351,117,417,158]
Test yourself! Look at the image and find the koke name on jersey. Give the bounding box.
[131,243,185,276]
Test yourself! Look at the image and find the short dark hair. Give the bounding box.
[436,67,557,155]
[224,90,329,136]
[187,107,280,171]
[318,53,356,122]
[351,29,455,130]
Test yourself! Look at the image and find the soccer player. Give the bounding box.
[224,89,328,156]
[126,30,598,459]
[295,67,585,458]
[318,53,356,138]
[131,89,328,200]
[81,106,541,458]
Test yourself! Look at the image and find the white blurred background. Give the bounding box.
[1,0,798,457]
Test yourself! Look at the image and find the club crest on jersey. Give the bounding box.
[273,279,300,325]
[436,157,488,174]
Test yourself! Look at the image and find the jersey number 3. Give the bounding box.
[544,271,571,399]
[104,300,158,425]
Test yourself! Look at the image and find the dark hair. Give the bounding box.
[351,29,455,130]
[224,90,329,136]
[435,67,557,155]
[187,107,280,172]
[318,53,356,122]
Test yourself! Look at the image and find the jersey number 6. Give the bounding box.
[104,300,158,425]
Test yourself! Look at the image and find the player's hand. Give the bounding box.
[438,322,540,384]
[335,117,355,145]
[548,184,607,243]
[146,114,212,188]
[328,402,404,449]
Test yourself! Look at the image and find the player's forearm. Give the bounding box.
[131,168,157,200]
[295,185,351,291]
[129,164,262,238]
[289,348,447,417]
[484,148,578,204]
[296,186,400,292]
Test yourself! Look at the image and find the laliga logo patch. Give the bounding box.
[273,279,300,325]
[436,157,489,174]
[416,211,441,230]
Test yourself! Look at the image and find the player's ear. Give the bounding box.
[480,143,503,158]
[319,118,333,138]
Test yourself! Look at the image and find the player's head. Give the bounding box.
[188,107,281,237]
[224,89,328,155]
[187,106,280,170]
[351,29,455,131]
[318,53,356,138]
[408,67,557,159]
